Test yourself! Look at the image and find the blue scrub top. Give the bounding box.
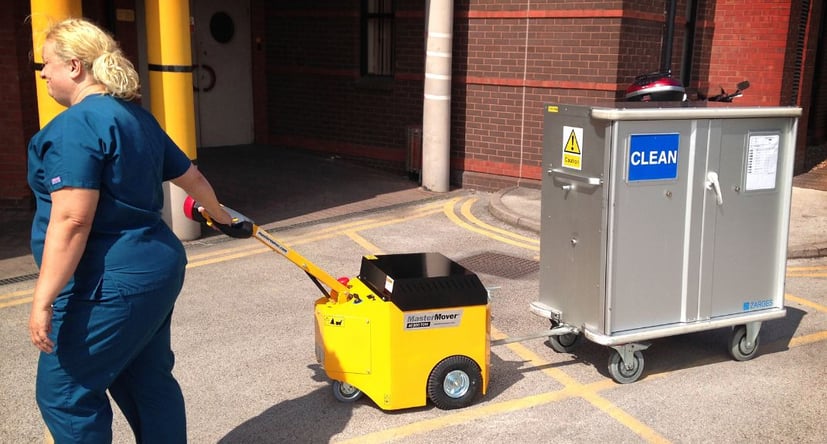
[28,94,193,297]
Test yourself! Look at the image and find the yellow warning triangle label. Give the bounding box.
[564,130,581,154]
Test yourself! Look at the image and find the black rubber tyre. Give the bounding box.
[607,350,645,384]
[547,332,581,353]
[332,380,363,403]
[427,355,482,410]
[729,325,760,361]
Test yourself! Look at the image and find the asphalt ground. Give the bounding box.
[2,178,827,442]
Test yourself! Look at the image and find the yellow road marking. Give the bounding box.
[186,205,444,268]
[0,289,34,301]
[185,202,446,263]
[492,326,671,444]
[459,198,539,245]
[786,273,827,278]
[0,201,447,304]
[786,265,827,278]
[345,231,384,255]
[340,326,670,444]
[789,330,827,348]
[0,289,34,309]
[786,293,827,313]
[5,196,827,442]
[0,296,34,309]
[786,265,827,272]
[443,198,539,251]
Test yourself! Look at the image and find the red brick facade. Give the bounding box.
[0,0,824,209]
[0,1,38,208]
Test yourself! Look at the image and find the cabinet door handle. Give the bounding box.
[705,171,724,205]
[548,168,603,190]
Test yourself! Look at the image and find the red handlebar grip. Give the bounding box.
[182,196,254,239]
[183,196,207,223]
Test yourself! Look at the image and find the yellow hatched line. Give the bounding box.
[493,326,671,444]
[340,326,670,444]
[345,231,384,255]
[786,293,827,313]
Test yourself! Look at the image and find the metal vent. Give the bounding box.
[457,252,539,280]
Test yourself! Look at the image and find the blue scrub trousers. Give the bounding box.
[36,274,187,444]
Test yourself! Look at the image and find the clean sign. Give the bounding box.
[628,133,680,182]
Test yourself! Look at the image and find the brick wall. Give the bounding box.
[806,1,826,148]
[454,0,677,189]
[264,1,424,171]
[3,1,819,206]
[0,1,36,209]
[704,0,791,106]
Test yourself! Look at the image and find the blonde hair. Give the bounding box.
[46,18,140,101]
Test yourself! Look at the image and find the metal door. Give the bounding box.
[606,120,697,333]
[701,118,795,319]
[192,0,253,147]
[539,105,611,332]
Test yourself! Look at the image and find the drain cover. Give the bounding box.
[0,273,39,286]
[457,252,539,279]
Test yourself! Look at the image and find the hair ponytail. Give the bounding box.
[93,50,140,100]
[46,18,141,101]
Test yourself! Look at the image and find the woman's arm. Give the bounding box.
[170,164,232,224]
[29,187,99,353]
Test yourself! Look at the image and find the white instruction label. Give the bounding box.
[745,134,779,191]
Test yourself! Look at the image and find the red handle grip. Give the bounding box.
[182,196,254,239]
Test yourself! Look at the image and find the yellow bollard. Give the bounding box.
[144,0,200,240]
[30,0,82,126]
[30,5,83,442]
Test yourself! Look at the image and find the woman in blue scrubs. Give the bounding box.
[28,18,232,443]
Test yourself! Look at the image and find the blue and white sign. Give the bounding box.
[628,133,680,182]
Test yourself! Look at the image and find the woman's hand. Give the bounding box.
[198,206,233,225]
[29,306,54,353]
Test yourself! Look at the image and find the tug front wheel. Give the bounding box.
[332,381,363,403]
[427,355,482,410]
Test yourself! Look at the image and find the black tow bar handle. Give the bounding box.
[183,196,254,239]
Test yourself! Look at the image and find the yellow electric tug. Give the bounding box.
[185,197,490,410]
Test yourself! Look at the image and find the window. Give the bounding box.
[362,0,394,76]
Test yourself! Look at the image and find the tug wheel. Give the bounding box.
[332,381,363,403]
[427,355,481,410]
